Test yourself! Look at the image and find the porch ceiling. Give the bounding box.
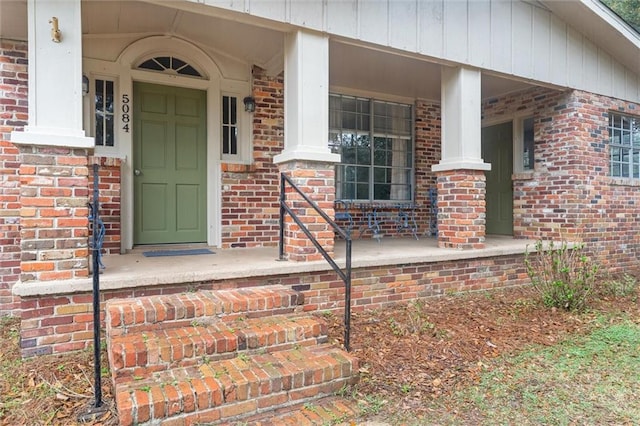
[1,0,534,101]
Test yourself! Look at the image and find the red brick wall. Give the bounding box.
[89,157,121,255]
[278,162,335,261]
[0,40,28,315]
[436,169,486,249]
[18,146,91,282]
[482,87,640,272]
[19,253,528,357]
[220,67,283,248]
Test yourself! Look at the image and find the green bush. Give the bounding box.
[525,240,598,311]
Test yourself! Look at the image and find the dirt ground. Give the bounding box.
[1,283,637,425]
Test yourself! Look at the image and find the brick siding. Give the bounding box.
[18,146,90,282]
[483,87,640,272]
[89,157,122,255]
[220,67,283,249]
[0,40,27,315]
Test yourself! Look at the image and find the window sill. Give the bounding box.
[512,171,535,180]
[608,177,640,187]
[221,163,256,173]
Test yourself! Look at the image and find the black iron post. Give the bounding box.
[91,163,102,408]
[278,173,286,260]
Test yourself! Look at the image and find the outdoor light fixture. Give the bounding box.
[243,96,256,113]
[82,75,89,96]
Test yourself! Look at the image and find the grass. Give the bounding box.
[424,317,640,425]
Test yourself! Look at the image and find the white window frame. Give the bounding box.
[329,93,414,203]
[609,112,640,179]
[84,73,121,157]
[513,114,535,174]
[220,86,253,164]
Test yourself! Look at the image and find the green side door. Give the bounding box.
[481,121,513,236]
[133,82,207,245]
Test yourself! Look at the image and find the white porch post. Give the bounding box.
[432,66,490,250]
[11,0,92,148]
[274,29,339,262]
[433,66,489,172]
[274,29,339,164]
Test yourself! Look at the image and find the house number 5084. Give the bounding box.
[122,94,131,133]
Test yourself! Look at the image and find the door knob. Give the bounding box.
[134,169,142,176]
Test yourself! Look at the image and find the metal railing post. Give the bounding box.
[278,173,352,351]
[91,163,102,408]
[278,173,286,261]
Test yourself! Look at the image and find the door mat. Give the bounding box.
[142,248,215,257]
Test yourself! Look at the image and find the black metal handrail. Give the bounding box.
[279,173,352,351]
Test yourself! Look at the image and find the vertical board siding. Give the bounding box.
[511,1,533,77]
[389,0,417,51]
[468,1,491,68]
[567,27,585,89]
[532,7,551,83]
[198,0,640,103]
[549,14,568,86]
[417,0,443,58]
[358,0,388,46]
[443,0,468,63]
[289,0,324,29]
[490,0,512,74]
[598,52,614,96]
[326,0,358,39]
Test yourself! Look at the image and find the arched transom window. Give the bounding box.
[138,56,202,77]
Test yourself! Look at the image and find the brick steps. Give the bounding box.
[115,343,358,425]
[105,285,304,338]
[218,396,360,425]
[106,285,359,425]
[109,315,329,384]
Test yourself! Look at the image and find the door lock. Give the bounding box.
[134,169,142,176]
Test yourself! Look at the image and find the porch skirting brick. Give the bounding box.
[17,253,528,357]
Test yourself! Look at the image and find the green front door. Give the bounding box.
[133,82,207,245]
[481,121,513,235]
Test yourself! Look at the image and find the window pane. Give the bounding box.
[223,127,230,154]
[95,80,104,111]
[105,81,114,113]
[356,183,369,200]
[523,117,534,170]
[342,97,357,112]
[231,97,237,125]
[231,127,237,155]
[223,96,229,124]
[105,115,114,147]
[95,113,104,147]
[374,183,390,200]
[156,56,171,69]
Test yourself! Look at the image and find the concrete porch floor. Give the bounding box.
[15,236,537,297]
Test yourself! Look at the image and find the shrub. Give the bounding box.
[525,240,598,311]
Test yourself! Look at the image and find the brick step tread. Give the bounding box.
[105,285,304,337]
[115,344,359,426]
[218,396,360,425]
[109,314,329,381]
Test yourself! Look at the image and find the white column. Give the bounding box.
[273,29,340,164]
[432,66,490,172]
[11,0,93,148]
